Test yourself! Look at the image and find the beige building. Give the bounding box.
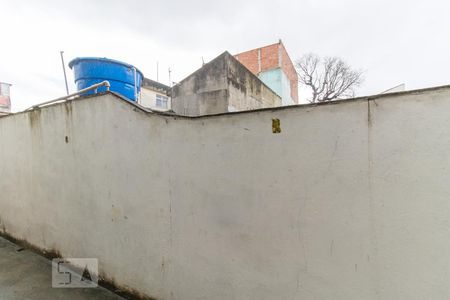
[139,78,171,111]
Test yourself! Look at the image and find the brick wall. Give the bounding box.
[260,43,279,72]
[279,43,299,103]
[234,49,260,74]
[235,41,299,103]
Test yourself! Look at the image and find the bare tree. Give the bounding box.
[296,54,364,103]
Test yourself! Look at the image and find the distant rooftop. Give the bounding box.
[142,78,171,93]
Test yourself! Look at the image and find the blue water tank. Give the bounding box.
[69,57,144,101]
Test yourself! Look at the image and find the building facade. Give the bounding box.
[139,78,171,111]
[234,40,298,105]
[0,82,11,115]
[171,52,281,116]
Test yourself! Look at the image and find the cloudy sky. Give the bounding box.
[1,0,449,111]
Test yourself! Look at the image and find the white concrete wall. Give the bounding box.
[1,87,450,299]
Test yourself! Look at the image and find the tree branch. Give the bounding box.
[295,54,363,103]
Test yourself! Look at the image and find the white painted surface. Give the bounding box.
[0,87,450,299]
[139,87,171,110]
[380,83,406,94]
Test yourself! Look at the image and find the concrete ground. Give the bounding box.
[0,236,124,300]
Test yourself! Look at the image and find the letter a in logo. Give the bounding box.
[81,266,93,283]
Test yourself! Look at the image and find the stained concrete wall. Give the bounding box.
[1,87,450,299]
[171,52,281,116]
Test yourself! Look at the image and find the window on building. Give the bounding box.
[155,94,169,109]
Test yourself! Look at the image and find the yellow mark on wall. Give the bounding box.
[111,205,122,222]
[272,118,281,133]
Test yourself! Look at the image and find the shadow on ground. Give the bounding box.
[0,236,123,300]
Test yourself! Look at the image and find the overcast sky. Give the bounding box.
[1,0,449,111]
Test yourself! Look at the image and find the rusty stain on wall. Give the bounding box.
[111,204,122,222]
[272,118,281,133]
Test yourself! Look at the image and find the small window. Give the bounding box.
[155,94,168,109]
